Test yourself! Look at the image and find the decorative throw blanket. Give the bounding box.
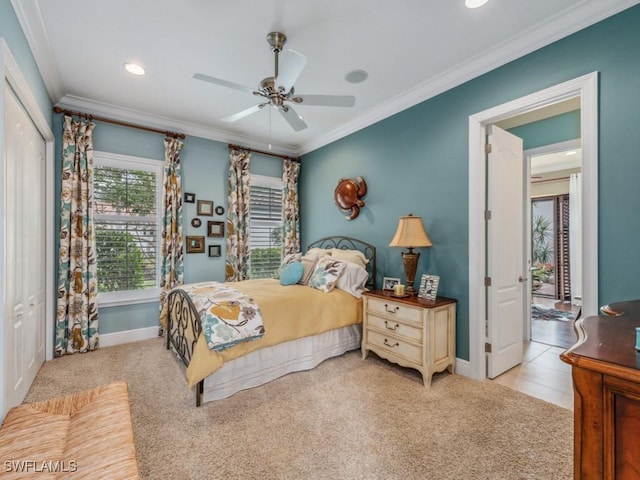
[177,282,265,351]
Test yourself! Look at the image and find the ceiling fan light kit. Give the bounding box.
[193,32,356,132]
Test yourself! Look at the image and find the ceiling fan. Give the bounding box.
[193,32,356,132]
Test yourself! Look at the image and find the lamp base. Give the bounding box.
[401,249,420,296]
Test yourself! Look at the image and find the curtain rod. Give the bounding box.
[228,143,299,162]
[53,106,186,139]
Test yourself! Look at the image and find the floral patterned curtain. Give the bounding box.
[282,159,300,255]
[159,137,184,312]
[225,147,251,281]
[55,115,98,356]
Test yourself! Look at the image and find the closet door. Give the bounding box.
[3,82,46,409]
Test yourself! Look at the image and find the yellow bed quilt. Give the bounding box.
[160,278,363,387]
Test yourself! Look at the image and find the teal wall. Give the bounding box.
[300,5,640,361]
[1,1,53,417]
[508,110,580,150]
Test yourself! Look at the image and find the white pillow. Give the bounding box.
[308,257,346,293]
[329,248,368,269]
[305,247,332,262]
[336,261,369,298]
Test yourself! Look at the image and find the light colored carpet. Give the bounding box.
[24,338,573,480]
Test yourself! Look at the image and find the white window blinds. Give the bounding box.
[249,175,283,278]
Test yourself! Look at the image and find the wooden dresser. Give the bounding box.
[560,304,640,479]
[361,290,456,386]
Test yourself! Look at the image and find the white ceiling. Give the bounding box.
[12,0,640,156]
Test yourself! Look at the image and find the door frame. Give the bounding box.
[467,72,598,381]
[1,40,55,415]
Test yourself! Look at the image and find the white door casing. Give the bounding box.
[1,39,54,418]
[486,125,525,378]
[3,82,46,409]
[467,72,598,381]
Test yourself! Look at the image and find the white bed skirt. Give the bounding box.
[202,324,362,402]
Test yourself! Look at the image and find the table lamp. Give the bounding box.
[389,214,432,295]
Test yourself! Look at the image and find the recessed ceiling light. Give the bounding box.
[465,0,489,8]
[124,63,146,76]
[565,151,578,156]
[345,69,368,84]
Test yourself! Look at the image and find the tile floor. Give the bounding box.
[490,341,574,410]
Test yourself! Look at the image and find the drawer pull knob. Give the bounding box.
[384,304,399,314]
[383,339,399,348]
[384,321,399,331]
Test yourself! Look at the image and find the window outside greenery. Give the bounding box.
[94,155,161,296]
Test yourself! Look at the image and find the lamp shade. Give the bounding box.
[389,214,432,248]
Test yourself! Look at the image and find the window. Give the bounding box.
[93,151,163,306]
[249,174,283,279]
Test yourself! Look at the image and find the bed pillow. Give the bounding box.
[329,248,369,269]
[304,247,332,262]
[336,261,369,298]
[277,252,302,278]
[280,261,304,286]
[297,257,317,285]
[309,257,347,293]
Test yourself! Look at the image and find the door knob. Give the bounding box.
[518,276,528,283]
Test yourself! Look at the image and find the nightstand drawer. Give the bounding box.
[368,314,423,343]
[367,297,422,325]
[367,330,422,365]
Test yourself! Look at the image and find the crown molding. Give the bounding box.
[56,95,300,156]
[14,0,640,157]
[10,0,63,102]
[297,0,640,155]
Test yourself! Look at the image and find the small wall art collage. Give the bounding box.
[184,192,225,257]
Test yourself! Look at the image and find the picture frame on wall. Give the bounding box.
[197,200,214,216]
[186,236,205,253]
[207,221,224,238]
[184,192,195,203]
[382,277,401,291]
[418,274,440,301]
[208,245,221,257]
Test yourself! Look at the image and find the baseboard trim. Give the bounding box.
[455,358,472,378]
[99,326,159,348]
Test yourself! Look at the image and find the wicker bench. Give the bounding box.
[0,381,139,479]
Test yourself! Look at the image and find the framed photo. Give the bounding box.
[208,244,222,257]
[186,236,205,253]
[383,277,401,291]
[215,205,225,216]
[184,192,195,203]
[418,274,440,301]
[197,200,214,216]
[207,221,224,238]
[191,218,201,228]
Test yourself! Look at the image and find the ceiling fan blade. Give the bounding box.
[276,49,308,93]
[221,104,265,123]
[193,73,255,95]
[279,105,307,132]
[295,94,356,108]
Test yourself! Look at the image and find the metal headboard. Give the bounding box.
[306,236,377,290]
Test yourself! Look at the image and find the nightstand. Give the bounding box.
[361,290,456,387]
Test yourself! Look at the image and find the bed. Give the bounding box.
[162,236,376,406]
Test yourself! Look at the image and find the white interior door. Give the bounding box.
[3,82,46,409]
[486,125,525,378]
